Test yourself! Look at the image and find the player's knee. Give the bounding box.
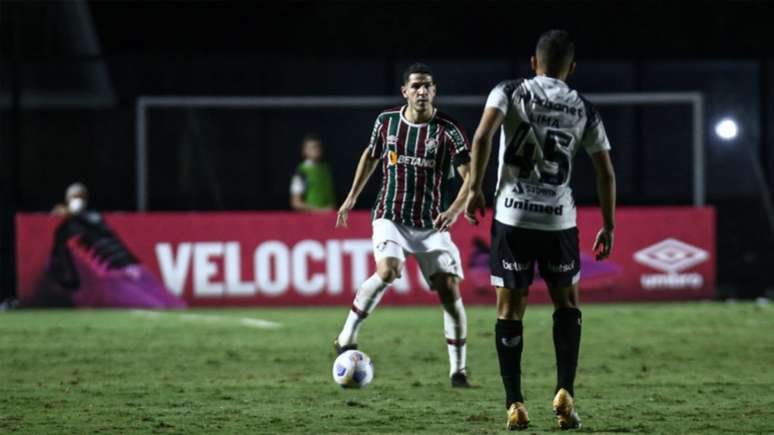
[376,266,399,283]
[377,269,396,283]
[376,258,402,283]
[496,287,527,320]
[497,299,522,320]
[496,300,522,320]
[548,283,579,309]
[430,274,458,295]
[551,292,578,309]
[497,309,520,320]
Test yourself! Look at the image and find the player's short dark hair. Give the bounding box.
[535,30,575,74]
[402,62,433,84]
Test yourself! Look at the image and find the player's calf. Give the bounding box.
[547,283,581,400]
[432,274,469,386]
[335,258,402,363]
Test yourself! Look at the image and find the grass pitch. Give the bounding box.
[1,302,773,434]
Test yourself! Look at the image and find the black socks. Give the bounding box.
[496,308,582,409]
[553,307,582,397]
[495,318,524,408]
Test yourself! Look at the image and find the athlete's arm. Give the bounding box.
[336,148,380,228]
[433,163,472,231]
[463,107,505,225]
[590,150,616,260]
[289,193,308,211]
[289,173,312,211]
[290,193,326,212]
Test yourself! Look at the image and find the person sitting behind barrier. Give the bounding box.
[52,182,88,217]
[289,133,336,211]
[34,182,185,308]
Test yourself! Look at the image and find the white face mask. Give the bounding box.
[67,198,85,214]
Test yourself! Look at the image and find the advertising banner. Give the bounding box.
[16,207,715,307]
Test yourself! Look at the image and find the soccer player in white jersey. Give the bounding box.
[335,63,475,387]
[464,30,616,429]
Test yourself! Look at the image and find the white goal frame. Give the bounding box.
[135,92,704,211]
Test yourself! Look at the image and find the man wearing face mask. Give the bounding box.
[37,183,185,308]
[52,182,89,217]
[50,183,138,284]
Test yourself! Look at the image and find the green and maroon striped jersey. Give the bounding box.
[367,106,471,229]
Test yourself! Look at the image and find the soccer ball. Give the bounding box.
[332,350,374,388]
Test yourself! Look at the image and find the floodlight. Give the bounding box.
[714,118,738,140]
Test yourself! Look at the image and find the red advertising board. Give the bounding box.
[16,207,716,306]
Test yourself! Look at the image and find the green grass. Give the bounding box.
[1,303,773,434]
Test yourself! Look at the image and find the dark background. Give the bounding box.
[1,0,773,300]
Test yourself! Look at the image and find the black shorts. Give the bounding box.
[490,220,580,289]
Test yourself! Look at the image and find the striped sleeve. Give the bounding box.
[443,119,471,168]
[366,116,385,158]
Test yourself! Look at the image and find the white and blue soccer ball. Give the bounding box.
[332,350,374,388]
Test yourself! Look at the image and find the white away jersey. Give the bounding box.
[485,75,611,230]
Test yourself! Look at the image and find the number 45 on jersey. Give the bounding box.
[506,124,574,187]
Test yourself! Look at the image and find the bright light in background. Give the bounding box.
[715,118,739,140]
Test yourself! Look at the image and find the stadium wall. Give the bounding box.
[16,207,715,307]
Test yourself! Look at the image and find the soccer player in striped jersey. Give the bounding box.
[464,30,616,429]
[335,63,475,388]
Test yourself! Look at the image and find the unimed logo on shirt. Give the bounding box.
[633,238,709,290]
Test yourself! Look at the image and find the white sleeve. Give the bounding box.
[579,97,611,155]
[485,85,509,115]
[289,174,305,195]
[581,120,611,155]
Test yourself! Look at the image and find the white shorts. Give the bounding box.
[371,218,464,285]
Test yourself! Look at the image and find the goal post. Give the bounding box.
[135,92,704,211]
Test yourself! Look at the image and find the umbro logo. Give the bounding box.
[425,138,439,151]
[387,135,398,146]
[500,336,522,347]
[633,238,708,273]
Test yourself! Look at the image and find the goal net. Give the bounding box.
[135,93,704,211]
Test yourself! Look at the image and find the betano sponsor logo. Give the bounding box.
[388,151,435,168]
[633,238,709,290]
[154,240,432,299]
[547,260,575,273]
[502,259,531,272]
